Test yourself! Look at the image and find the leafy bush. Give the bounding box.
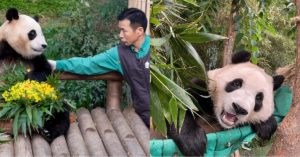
[43,0,128,109]
[0,0,74,17]
[44,0,127,59]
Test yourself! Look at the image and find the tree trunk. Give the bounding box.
[223,0,239,66]
[267,0,300,155]
[128,0,151,35]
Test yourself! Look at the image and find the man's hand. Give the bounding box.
[48,60,56,71]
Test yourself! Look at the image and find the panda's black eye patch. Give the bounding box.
[28,30,37,40]
[225,78,243,92]
[254,92,264,112]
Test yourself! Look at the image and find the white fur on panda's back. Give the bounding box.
[0,14,46,59]
[208,62,274,127]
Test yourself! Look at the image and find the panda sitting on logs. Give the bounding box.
[0,8,69,143]
[167,51,284,156]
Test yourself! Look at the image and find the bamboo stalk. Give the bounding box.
[127,0,151,35]
[222,0,239,66]
[14,135,33,157]
[106,81,122,111]
[31,135,52,157]
[0,141,14,157]
[107,109,146,157]
[66,123,89,157]
[146,0,151,35]
[91,107,128,156]
[123,107,149,156]
[51,135,71,157]
[77,108,108,157]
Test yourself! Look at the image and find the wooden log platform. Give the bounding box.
[0,107,149,157]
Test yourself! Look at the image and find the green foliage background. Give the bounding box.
[0,0,128,110]
[151,0,296,156]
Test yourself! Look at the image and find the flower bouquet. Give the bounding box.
[0,64,74,139]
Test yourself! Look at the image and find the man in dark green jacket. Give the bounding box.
[49,8,150,128]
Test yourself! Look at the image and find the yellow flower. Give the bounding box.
[2,80,58,105]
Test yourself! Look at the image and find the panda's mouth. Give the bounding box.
[32,48,44,53]
[220,110,238,127]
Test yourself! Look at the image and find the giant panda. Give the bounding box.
[167,51,284,156]
[0,8,69,143]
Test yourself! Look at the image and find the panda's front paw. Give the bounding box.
[42,111,70,143]
[167,111,207,156]
[172,125,207,156]
[251,115,277,140]
[39,128,52,143]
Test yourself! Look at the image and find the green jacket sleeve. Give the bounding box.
[56,47,123,75]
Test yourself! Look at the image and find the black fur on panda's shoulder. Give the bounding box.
[24,55,52,82]
[0,40,51,82]
[0,40,22,60]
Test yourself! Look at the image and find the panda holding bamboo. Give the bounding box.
[167,51,284,156]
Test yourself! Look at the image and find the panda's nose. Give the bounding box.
[232,103,248,115]
[42,44,47,49]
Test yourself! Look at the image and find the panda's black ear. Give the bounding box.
[33,16,39,22]
[231,50,252,64]
[6,8,19,21]
[273,75,284,91]
[191,78,208,89]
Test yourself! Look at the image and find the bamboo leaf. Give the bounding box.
[42,107,53,116]
[179,32,228,43]
[19,113,27,137]
[0,107,12,118]
[25,106,32,123]
[27,116,32,136]
[151,65,198,111]
[13,111,20,140]
[151,35,171,47]
[150,17,161,26]
[182,40,206,72]
[36,110,43,127]
[169,38,207,82]
[183,0,199,7]
[8,105,21,118]
[159,90,172,124]
[63,99,76,109]
[32,108,38,126]
[150,85,167,135]
[169,96,178,127]
[178,106,186,129]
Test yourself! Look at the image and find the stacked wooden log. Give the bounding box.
[0,107,149,157]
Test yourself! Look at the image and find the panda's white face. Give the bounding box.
[208,62,274,129]
[0,14,47,59]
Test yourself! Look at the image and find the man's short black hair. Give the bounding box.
[118,8,147,32]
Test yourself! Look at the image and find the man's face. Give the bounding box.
[118,19,142,46]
